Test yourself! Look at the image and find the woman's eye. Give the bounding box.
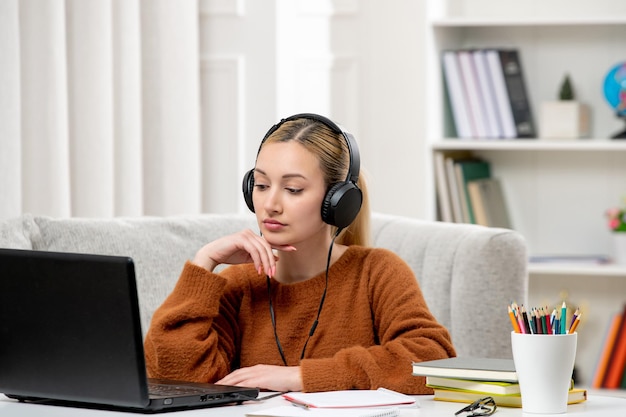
[254,184,268,191]
[286,188,302,194]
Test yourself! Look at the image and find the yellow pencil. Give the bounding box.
[508,305,521,333]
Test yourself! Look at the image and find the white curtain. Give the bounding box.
[0,0,202,219]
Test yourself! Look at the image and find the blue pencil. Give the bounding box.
[560,302,567,334]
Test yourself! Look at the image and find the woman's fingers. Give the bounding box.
[193,229,295,277]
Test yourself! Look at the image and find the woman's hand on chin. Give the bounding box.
[192,229,295,277]
[216,364,303,393]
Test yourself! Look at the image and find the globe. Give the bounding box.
[603,61,626,138]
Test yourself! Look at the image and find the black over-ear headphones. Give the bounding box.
[242,113,362,229]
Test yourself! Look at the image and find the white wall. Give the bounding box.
[0,1,429,219]
[199,0,429,218]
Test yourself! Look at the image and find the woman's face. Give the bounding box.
[252,141,328,248]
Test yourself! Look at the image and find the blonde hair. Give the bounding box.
[260,117,371,247]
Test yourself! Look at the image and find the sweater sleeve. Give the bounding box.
[300,249,456,394]
[143,261,240,383]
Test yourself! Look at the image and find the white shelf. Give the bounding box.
[432,140,626,152]
[432,17,626,28]
[425,0,626,390]
[529,263,626,277]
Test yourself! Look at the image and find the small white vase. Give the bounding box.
[613,233,626,265]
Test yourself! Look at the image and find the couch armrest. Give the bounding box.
[371,213,528,359]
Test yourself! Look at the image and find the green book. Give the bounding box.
[453,159,491,223]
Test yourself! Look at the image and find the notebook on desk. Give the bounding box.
[0,248,259,413]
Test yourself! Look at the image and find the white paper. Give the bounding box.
[246,405,401,417]
[282,388,417,408]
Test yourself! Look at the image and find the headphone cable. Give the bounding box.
[267,228,342,366]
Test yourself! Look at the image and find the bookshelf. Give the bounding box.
[425,1,626,386]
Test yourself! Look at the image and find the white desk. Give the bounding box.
[1,393,626,416]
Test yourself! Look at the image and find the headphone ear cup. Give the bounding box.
[242,169,255,212]
[321,182,363,229]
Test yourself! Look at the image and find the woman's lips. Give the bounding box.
[263,219,285,231]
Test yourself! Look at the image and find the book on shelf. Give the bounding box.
[486,49,536,138]
[602,303,626,389]
[436,151,485,223]
[457,50,488,138]
[453,158,491,224]
[425,376,520,395]
[444,155,465,223]
[434,150,471,223]
[467,177,512,229]
[441,50,474,139]
[432,387,587,408]
[442,47,534,139]
[591,311,623,388]
[412,357,517,383]
[471,49,502,138]
[529,255,611,265]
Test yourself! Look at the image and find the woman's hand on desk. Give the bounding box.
[217,364,303,392]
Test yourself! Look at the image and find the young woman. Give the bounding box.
[143,114,455,394]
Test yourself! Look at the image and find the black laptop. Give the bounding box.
[0,248,259,413]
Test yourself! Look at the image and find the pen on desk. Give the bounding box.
[569,313,581,334]
[561,302,567,335]
[508,305,521,333]
[291,402,310,410]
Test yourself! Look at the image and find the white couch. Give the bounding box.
[0,212,528,359]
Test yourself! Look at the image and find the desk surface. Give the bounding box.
[1,392,626,416]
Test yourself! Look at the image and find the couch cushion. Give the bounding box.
[0,214,35,249]
[371,213,528,359]
[30,214,258,336]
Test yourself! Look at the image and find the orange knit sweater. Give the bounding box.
[144,246,455,393]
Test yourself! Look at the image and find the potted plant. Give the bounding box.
[606,204,626,264]
[539,74,590,139]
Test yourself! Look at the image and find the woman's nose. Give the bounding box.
[262,188,282,213]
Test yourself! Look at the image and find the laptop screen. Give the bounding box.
[0,249,153,408]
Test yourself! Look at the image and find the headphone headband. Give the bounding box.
[259,113,360,185]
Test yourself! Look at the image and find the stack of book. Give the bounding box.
[591,303,626,389]
[434,152,512,227]
[441,48,535,140]
[412,357,587,407]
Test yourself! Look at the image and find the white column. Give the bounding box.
[0,0,22,218]
[141,0,201,215]
[66,0,115,217]
[112,0,143,216]
[20,0,71,217]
